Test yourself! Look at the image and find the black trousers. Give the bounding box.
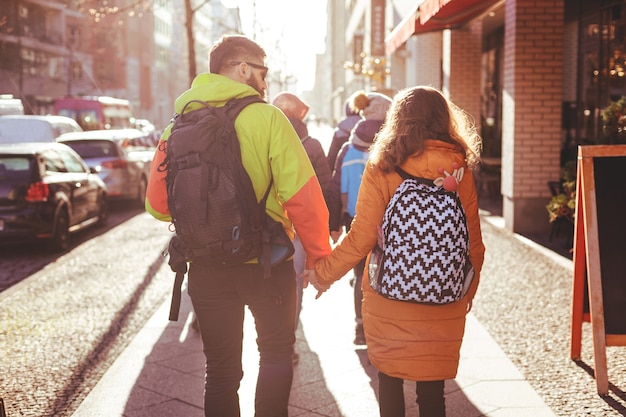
[188,261,296,417]
[378,371,445,417]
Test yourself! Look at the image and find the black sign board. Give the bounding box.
[570,145,626,395]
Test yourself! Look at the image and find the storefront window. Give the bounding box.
[578,0,626,144]
[480,27,503,158]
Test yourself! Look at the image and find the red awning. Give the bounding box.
[385,5,419,56]
[385,0,500,55]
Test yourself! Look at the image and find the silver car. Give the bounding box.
[0,115,83,143]
[57,129,153,207]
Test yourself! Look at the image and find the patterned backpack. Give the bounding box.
[368,165,474,304]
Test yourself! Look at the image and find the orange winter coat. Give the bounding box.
[315,140,485,381]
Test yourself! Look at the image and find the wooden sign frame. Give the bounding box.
[570,144,626,395]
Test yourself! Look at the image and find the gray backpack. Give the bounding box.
[160,96,293,319]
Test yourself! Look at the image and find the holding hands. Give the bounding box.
[302,269,330,299]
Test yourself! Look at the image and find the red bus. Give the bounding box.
[53,96,134,131]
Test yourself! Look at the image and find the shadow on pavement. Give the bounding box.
[574,359,626,415]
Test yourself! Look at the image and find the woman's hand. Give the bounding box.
[302,269,330,299]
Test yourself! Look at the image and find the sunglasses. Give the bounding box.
[230,61,268,79]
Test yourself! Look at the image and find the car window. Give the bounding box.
[41,149,67,173]
[0,157,32,181]
[52,122,81,137]
[63,140,119,158]
[125,135,153,151]
[57,148,88,173]
[57,109,100,130]
[0,119,54,143]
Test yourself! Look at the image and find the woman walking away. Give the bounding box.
[305,86,485,417]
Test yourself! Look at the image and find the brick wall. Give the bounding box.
[449,19,483,132]
[413,31,443,88]
[502,0,564,233]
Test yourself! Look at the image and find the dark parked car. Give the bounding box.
[57,129,153,207]
[0,142,107,251]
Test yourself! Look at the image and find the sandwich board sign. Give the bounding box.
[570,144,626,395]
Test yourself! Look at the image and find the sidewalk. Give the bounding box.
[71,244,557,417]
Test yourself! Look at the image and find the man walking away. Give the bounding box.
[145,34,332,417]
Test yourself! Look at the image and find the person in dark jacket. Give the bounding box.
[271,92,333,338]
[327,91,362,171]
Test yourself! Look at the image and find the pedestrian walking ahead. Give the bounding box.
[326,91,362,171]
[145,34,332,417]
[271,92,333,333]
[328,91,392,345]
[305,86,485,417]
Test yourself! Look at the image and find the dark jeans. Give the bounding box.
[188,260,297,417]
[378,372,445,417]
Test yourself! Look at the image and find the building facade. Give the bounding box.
[0,0,240,129]
[321,0,623,236]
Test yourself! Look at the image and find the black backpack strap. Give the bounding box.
[169,271,185,321]
[395,167,435,186]
[223,95,265,120]
[260,178,274,278]
[221,95,276,278]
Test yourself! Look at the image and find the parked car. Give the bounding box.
[0,142,108,251]
[0,94,24,116]
[56,129,153,206]
[0,115,82,144]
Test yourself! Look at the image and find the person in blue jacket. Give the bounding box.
[327,91,362,171]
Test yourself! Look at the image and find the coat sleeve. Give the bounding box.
[264,111,332,269]
[315,161,384,285]
[145,125,173,222]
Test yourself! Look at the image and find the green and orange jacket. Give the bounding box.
[145,73,331,268]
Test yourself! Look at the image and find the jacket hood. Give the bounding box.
[349,118,383,147]
[336,114,361,138]
[174,73,263,114]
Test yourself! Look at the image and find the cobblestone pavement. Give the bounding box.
[474,214,626,417]
[0,211,173,417]
[0,202,147,292]
[1,202,626,417]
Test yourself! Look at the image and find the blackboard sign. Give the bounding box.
[570,145,626,395]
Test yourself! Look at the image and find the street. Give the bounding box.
[0,197,625,417]
[0,203,173,417]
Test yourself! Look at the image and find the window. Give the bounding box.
[57,148,87,173]
[42,150,66,173]
[0,157,31,181]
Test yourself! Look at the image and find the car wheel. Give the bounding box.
[136,176,147,208]
[98,194,109,227]
[50,209,70,252]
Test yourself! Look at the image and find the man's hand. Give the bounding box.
[330,229,343,244]
[302,269,330,299]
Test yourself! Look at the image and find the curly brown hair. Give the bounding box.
[369,86,481,173]
[209,34,266,74]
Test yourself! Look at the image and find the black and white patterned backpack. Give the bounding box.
[368,165,474,304]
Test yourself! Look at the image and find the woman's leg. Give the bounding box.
[415,380,445,417]
[378,371,405,417]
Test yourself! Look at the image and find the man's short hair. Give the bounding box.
[209,34,267,74]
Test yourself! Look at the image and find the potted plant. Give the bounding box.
[546,160,577,225]
[601,96,626,144]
